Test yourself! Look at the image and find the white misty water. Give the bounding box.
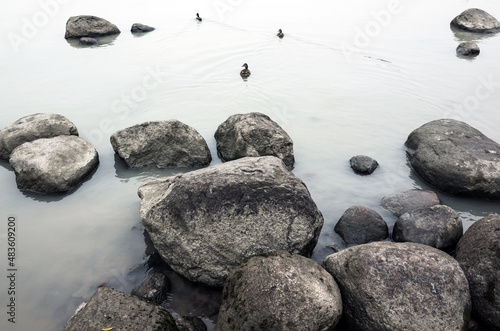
[1,0,500,330]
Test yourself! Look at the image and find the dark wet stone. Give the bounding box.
[215,250,342,331]
[451,8,500,34]
[175,315,207,331]
[349,155,378,174]
[65,15,121,39]
[455,216,500,330]
[381,189,440,217]
[334,206,388,244]
[79,37,98,45]
[131,271,170,304]
[457,42,480,56]
[131,23,155,33]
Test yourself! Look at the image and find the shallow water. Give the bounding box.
[1,0,500,330]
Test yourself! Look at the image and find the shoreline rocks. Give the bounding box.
[65,15,121,39]
[334,206,388,244]
[451,8,500,34]
[138,156,323,287]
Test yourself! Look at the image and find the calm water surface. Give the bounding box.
[2,1,500,330]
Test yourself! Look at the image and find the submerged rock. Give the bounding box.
[215,250,342,331]
[175,316,207,331]
[65,15,121,39]
[62,287,179,331]
[131,271,170,304]
[138,156,323,287]
[456,42,480,57]
[451,8,500,34]
[334,206,388,244]
[405,119,500,199]
[110,120,211,168]
[455,216,500,330]
[79,37,98,46]
[380,189,440,217]
[323,242,471,331]
[0,113,78,160]
[349,155,379,174]
[215,112,294,169]
[393,205,463,251]
[131,23,155,33]
[9,136,98,193]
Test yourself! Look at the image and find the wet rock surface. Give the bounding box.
[349,155,379,174]
[405,119,500,199]
[111,120,211,168]
[393,205,463,251]
[334,206,388,244]
[62,287,179,331]
[131,271,170,304]
[215,250,342,331]
[131,23,155,33]
[79,37,98,45]
[381,189,440,217]
[9,135,98,193]
[215,112,294,169]
[65,15,121,39]
[455,215,500,330]
[451,8,500,33]
[323,242,471,331]
[456,41,480,57]
[138,156,323,287]
[0,113,78,160]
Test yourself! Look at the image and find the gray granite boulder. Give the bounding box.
[111,120,211,168]
[323,242,471,331]
[131,23,155,33]
[131,271,170,304]
[405,119,500,199]
[381,189,440,217]
[9,136,98,193]
[138,156,323,287]
[457,42,480,57]
[393,205,463,251]
[65,15,121,39]
[349,155,379,174]
[455,216,500,330]
[215,250,342,331]
[62,287,179,331]
[0,113,78,160]
[334,206,388,244]
[451,8,500,34]
[215,112,294,169]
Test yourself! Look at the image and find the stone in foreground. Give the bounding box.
[455,216,500,330]
[349,155,379,174]
[215,112,294,169]
[62,287,179,331]
[405,119,500,199]
[456,42,480,57]
[9,136,98,193]
[381,189,440,217]
[138,156,323,287]
[334,206,388,244]
[0,113,78,160]
[111,120,211,168]
[323,242,471,331]
[215,250,342,331]
[451,8,500,34]
[393,205,463,251]
[65,15,121,39]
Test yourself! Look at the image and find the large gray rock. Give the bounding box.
[451,8,500,34]
[65,15,121,39]
[9,136,98,193]
[455,216,500,330]
[62,287,179,331]
[334,206,388,244]
[323,242,471,331]
[215,250,342,331]
[381,189,440,217]
[111,120,211,168]
[215,112,294,169]
[393,205,463,251]
[405,119,500,199]
[138,156,323,287]
[0,113,78,160]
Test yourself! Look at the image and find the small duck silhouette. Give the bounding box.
[240,63,251,78]
[277,29,284,38]
[196,13,202,22]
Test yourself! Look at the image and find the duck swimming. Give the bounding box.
[240,63,251,78]
[196,13,202,22]
[277,29,284,38]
